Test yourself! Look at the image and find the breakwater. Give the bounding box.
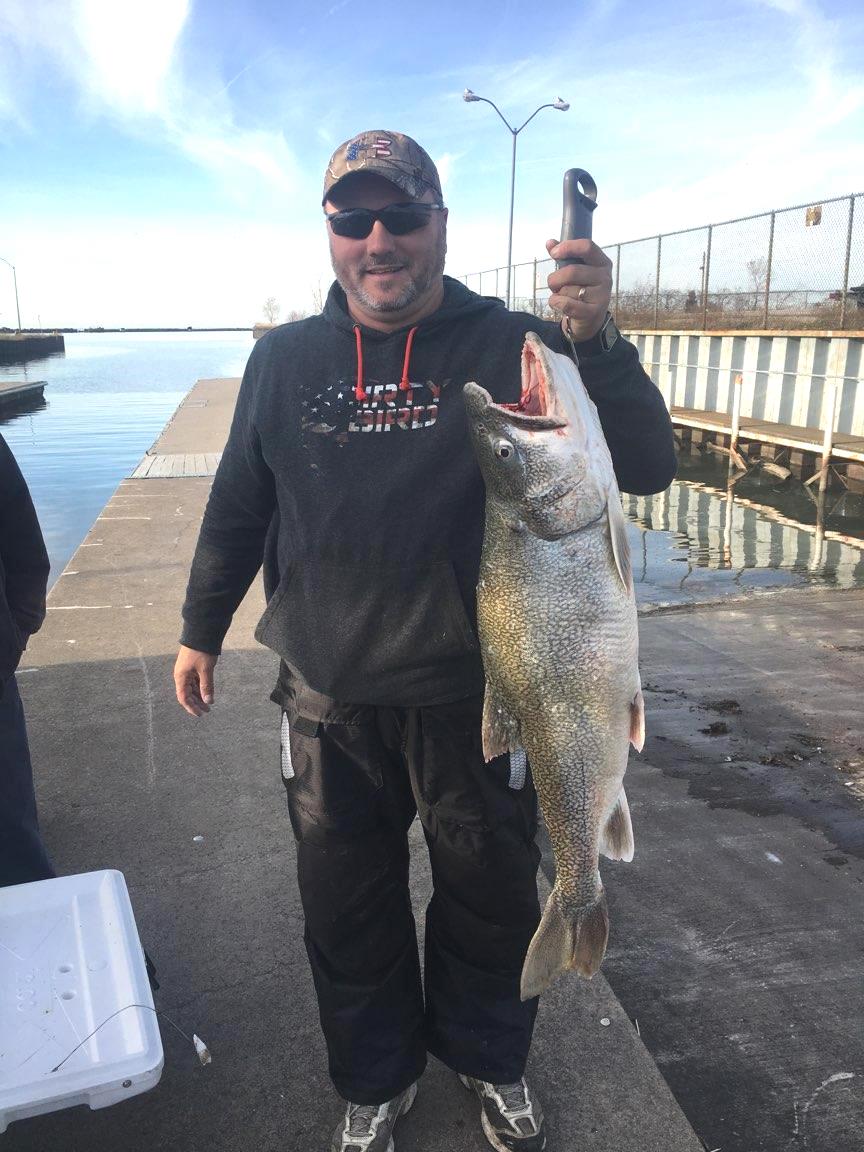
[0,333,65,364]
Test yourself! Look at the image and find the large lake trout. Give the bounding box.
[463,332,644,1000]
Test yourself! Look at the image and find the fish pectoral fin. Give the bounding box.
[606,491,633,595]
[520,887,609,1000]
[481,686,520,761]
[601,789,635,862]
[630,688,645,752]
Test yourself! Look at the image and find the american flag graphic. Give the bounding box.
[373,137,392,157]
[302,381,354,433]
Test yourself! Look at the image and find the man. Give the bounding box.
[0,432,55,887]
[175,130,676,1152]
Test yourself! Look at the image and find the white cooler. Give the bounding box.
[0,869,163,1133]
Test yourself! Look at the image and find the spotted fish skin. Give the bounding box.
[463,332,644,1001]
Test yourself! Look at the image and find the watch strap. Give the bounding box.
[565,311,620,357]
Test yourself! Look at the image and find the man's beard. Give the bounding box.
[331,231,446,314]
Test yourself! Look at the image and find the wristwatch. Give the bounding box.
[566,311,620,357]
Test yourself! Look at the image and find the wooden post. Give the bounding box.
[816,377,840,499]
[805,340,843,494]
[729,372,747,470]
[810,486,826,571]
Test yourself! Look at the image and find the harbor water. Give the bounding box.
[1,330,863,601]
[0,331,253,585]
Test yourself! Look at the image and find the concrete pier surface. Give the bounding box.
[8,376,862,1151]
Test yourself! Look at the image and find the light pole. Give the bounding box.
[0,256,22,333]
[463,88,569,309]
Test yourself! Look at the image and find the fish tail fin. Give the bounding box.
[520,886,609,1000]
[601,788,635,862]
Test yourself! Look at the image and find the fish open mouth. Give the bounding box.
[494,334,568,429]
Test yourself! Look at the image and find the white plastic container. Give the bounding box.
[0,869,163,1133]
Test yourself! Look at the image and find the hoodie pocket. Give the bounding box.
[255,559,479,702]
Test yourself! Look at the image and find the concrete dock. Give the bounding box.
[0,379,46,408]
[9,376,864,1151]
[8,380,703,1152]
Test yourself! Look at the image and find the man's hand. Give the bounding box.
[174,645,218,717]
[545,238,613,342]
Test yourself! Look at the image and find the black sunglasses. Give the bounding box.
[325,203,444,239]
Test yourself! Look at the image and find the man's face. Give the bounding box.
[324,173,448,330]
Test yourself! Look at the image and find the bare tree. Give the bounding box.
[262,296,281,324]
[746,258,768,310]
[310,280,324,314]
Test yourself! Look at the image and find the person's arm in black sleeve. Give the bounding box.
[575,336,677,496]
[0,434,50,643]
[179,360,277,656]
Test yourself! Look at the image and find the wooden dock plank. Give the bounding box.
[128,452,223,479]
[130,453,154,476]
[670,406,864,464]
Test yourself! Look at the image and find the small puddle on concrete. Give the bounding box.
[624,453,864,606]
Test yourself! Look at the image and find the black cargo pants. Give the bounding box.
[279,691,542,1105]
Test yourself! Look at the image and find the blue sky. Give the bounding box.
[1,0,862,327]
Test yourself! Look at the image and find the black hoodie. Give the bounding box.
[0,434,50,691]
[181,277,676,706]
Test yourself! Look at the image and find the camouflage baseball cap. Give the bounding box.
[322,130,442,205]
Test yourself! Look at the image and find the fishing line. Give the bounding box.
[50,1005,211,1073]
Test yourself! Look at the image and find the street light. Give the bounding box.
[463,88,569,309]
[0,256,22,333]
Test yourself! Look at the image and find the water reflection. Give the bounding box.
[624,454,864,605]
[0,390,48,419]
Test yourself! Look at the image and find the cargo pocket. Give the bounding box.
[280,709,384,844]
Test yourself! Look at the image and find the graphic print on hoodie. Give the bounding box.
[302,323,450,438]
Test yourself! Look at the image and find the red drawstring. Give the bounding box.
[399,326,418,391]
[353,324,418,402]
[353,325,367,401]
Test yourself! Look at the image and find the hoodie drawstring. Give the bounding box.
[352,325,419,403]
[353,325,367,402]
[399,327,418,392]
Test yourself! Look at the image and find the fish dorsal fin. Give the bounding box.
[607,489,633,595]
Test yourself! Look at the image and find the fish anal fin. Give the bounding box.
[630,689,645,752]
[481,686,519,762]
[607,491,633,595]
[520,887,609,1000]
[601,789,635,862]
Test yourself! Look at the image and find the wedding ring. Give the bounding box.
[576,286,587,302]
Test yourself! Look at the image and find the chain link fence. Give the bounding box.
[459,192,864,331]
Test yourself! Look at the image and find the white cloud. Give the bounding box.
[73,0,189,116]
[0,0,301,196]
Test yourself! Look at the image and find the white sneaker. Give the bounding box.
[459,1074,547,1151]
[330,1081,418,1152]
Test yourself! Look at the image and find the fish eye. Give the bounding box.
[494,438,515,460]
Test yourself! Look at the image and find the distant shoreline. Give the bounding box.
[0,327,253,336]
